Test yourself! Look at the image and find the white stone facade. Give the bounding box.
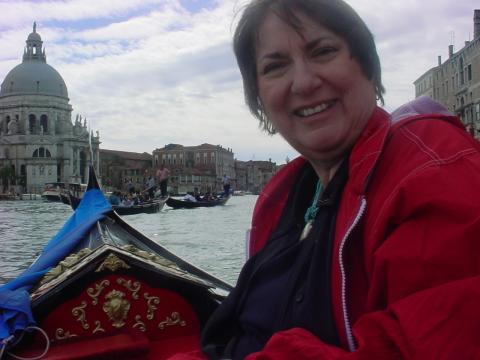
[414,10,480,137]
[0,24,100,193]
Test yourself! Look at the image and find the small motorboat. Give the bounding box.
[0,166,231,359]
[43,182,86,203]
[166,196,230,209]
[41,182,65,202]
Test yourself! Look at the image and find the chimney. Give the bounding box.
[438,55,442,66]
[475,9,480,39]
[448,45,454,58]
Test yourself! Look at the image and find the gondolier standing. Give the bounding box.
[222,174,231,197]
[156,164,170,197]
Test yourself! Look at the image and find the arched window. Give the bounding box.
[40,115,48,133]
[29,114,36,134]
[33,147,50,158]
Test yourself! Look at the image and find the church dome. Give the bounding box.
[0,23,69,99]
[27,31,41,42]
[0,62,68,98]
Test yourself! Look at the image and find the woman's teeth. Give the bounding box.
[297,101,335,117]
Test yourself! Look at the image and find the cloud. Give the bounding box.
[0,0,478,163]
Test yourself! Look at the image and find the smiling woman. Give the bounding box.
[255,12,377,182]
[168,0,480,359]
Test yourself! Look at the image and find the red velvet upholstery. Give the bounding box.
[14,274,203,359]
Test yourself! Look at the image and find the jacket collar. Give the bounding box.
[347,106,391,196]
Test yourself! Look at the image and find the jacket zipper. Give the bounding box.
[339,197,366,352]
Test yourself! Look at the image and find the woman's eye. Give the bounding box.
[312,47,337,57]
[262,62,285,75]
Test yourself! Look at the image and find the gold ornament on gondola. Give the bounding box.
[103,290,131,328]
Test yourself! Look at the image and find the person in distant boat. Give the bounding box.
[108,191,121,206]
[121,194,134,207]
[126,179,135,194]
[222,174,231,197]
[156,164,171,197]
[183,192,197,202]
[145,175,156,199]
[170,1,480,359]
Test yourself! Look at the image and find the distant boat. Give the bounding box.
[0,166,231,359]
[113,199,166,215]
[42,182,86,202]
[41,182,65,201]
[19,193,43,200]
[63,191,167,216]
[166,196,230,209]
[0,193,16,201]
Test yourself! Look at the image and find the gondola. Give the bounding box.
[166,196,230,209]
[62,190,167,216]
[113,200,165,215]
[0,166,232,359]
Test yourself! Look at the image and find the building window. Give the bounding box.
[40,114,48,133]
[29,114,36,133]
[460,58,465,85]
[468,64,472,81]
[32,147,51,158]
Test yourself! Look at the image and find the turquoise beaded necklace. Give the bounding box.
[300,180,323,241]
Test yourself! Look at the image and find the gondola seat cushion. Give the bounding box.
[16,274,203,359]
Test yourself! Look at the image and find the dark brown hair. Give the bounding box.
[233,0,385,134]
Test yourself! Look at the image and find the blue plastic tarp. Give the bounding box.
[0,188,112,340]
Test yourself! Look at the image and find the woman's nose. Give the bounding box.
[291,62,322,96]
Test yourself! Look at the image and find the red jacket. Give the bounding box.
[246,99,480,359]
[171,98,480,359]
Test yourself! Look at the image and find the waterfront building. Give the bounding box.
[0,23,100,193]
[152,143,234,194]
[236,159,277,195]
[414,10,480,137]
[99,149,152,192]
[234,160,247,191]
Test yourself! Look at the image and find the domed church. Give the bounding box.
[0,23,100,193]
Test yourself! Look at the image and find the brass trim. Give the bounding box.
[143,292,160,320]
[121,245,178,269]
[93,320,106,334]
[103,290,131,328]
[133,315,146,332]
[87,279,110,305]
[96,253,131,273]
[41,248,92,284]
[158,312,186,330]
[117,278,141,299]
[55,328,77,341]
[72,301,89,330]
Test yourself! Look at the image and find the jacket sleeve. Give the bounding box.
[247,276,480,360]
[247,154,480,360]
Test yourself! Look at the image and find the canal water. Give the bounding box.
[0,195,257,286]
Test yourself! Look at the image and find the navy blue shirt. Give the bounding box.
[202,161,348,359]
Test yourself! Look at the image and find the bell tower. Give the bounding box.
[23,22,46,63]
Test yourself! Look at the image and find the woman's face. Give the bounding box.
[256,10,377,167]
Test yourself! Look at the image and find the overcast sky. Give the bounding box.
[0,0,478,164]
